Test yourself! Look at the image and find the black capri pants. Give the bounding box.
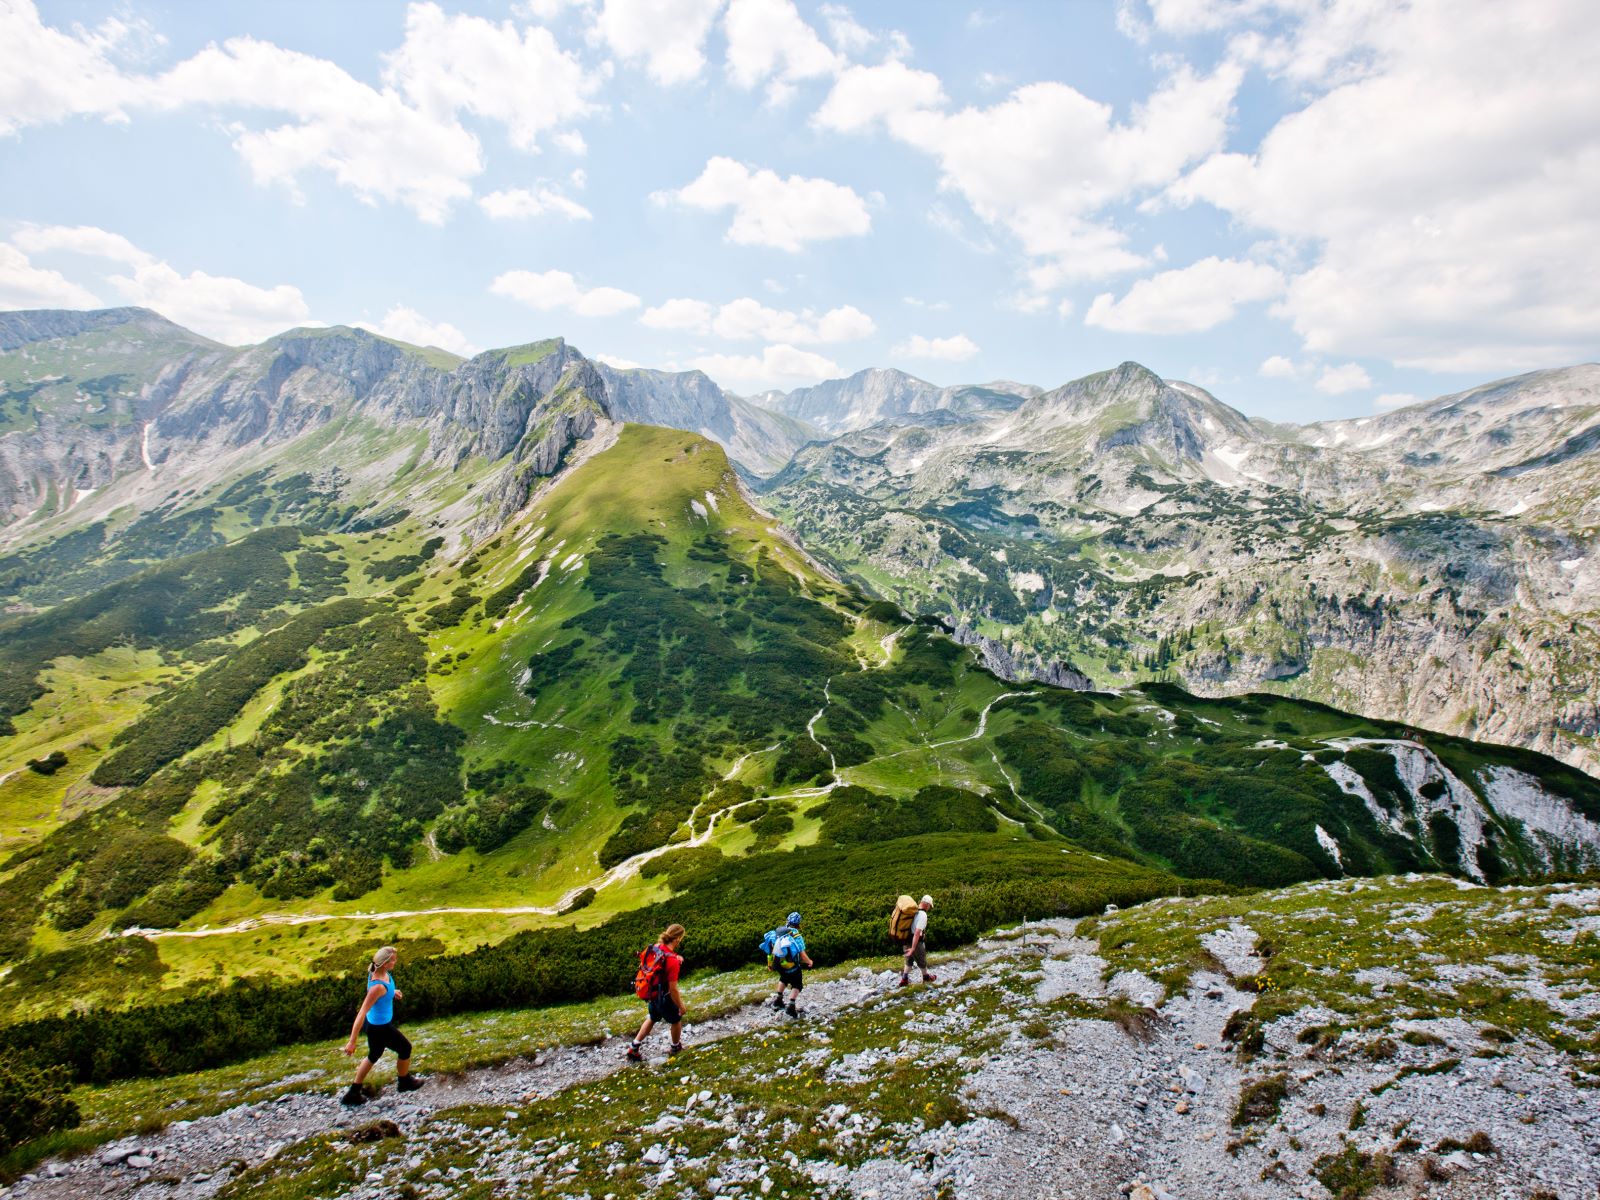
[364,1021,412,1064]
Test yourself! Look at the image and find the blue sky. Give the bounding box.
[2,0,1597,423]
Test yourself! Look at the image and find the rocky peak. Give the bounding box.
[0,306,217,352]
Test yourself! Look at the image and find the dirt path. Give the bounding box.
[16,931,1055,1200]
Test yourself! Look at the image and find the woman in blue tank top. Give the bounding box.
[341,945,424,1105]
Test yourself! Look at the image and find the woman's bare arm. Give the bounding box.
[343,983,385,1052]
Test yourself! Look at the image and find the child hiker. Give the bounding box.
[766,911,814,1017]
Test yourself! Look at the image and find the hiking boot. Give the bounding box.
[785,1002,799,1018]
[397,1075,424,1093]
[897,976,909,988]
[771,995,786,1010]
[625,1044,644,1063]
[668,1042,684,1056]
[922,973,938,985]
[341,1084,367,1107]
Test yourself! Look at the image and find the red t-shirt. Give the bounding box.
[657,944,682,986]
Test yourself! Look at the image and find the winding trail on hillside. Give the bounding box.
[117,629,1010,945]
[872,690,1030,763]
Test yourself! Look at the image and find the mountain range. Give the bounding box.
[1,306,1598,1025]
[2,307,1597,782]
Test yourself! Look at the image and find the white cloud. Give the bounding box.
[641,297,716,332]
[712,297,874,343]
[478,186,593,220]
[592,351,645,370]
[1,2,599,224]
[1315,362,1372,394]
[383,4,597,151]
[1170,0,1600,372]
[0,244,103,309]
[724,0,839,99]
[357,305,480,356]
[814,60,944,134]
[1083,257,1284,333]
[519,0,591,18]
[1057,298,1074,319]
[903,296,950,310]
[9,224,312,344]
[592,0,726,85]
[641,295,873,342]
[893,333,980,361]
[0,1,145,135]
[819,4,876,56]
[823,60,1242,285]
[690,343,841,388]
[1258,354,1299,378]
[491,269,641,316]
[1374,392,1421,411]
[658,156,871,251]
[552,129,588,155]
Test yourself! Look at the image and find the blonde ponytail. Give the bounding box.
[369,945,397,977]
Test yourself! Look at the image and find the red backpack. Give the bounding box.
[634,944,668,999]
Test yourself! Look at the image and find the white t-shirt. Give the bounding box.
[911,910,928,939]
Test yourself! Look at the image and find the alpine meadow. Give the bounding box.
[2,2,1600,1198]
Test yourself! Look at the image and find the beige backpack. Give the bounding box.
[888,895,918,942]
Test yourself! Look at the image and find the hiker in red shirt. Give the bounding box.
[626,923,686,1061]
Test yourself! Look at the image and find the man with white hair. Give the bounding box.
[899,894,936,987]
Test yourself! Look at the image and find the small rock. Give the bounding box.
[126,1155,155,1170]
[1175,1101,1191,1115]
[642,1144,669,1165]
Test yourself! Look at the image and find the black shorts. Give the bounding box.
[364,1021,412,1064]
[648,993,682,1024]
[777,965,803,989]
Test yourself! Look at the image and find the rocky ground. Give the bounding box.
[6,876,1598,1200]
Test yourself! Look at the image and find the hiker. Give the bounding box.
[899,895,936,987]
[341,945,424,1105]
[626,923,687,1062]
[765,911,814,1017]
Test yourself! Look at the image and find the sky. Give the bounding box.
[1,0,1597,423]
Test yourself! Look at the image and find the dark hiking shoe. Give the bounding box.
[771,995,786,1010]
[625,1044,644,1062]
[341,1085,367,1107]
[785,1002,799,1018]
[397,1075,424,1093]
[668,1042,684,1056]
[922,973,938,985]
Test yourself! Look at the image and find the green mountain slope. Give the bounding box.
[0,426,1598,1027]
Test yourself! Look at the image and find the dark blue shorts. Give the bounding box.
[777,966,804,989]
[648,994,681,1024]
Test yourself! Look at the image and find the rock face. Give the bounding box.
[0,310,830,552]
[593,363,819,475]
[763,361,1600,776]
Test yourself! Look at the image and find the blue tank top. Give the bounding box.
[366,973,395,1025]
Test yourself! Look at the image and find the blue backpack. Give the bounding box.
[759,926,800,967]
